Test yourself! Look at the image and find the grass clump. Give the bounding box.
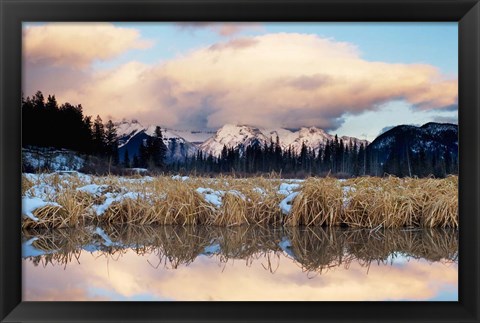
[284,178,343,226]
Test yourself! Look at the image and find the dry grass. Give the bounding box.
[284,178,343,226]
[344,176,458,228]
[22,173,458,228]
[22,225,458,272]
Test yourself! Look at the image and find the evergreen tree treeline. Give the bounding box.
[22,91,119,164]
[170,134,457,178]
[172,136,369,177]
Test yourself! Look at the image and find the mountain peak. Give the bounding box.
[200,124,368,157]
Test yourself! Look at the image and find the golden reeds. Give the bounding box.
[284,178,343,226]
[21,173,458,228]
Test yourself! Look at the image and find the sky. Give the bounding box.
[22,22,458,141]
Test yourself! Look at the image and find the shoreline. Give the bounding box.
[22,172,458,229]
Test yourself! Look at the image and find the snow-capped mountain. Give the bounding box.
[200,124,270,157]
[115,120,214,148]
[200,124,369,157]
[115,121,369,162]
[115,120,208,163]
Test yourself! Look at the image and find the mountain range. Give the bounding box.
[115,120,370,162]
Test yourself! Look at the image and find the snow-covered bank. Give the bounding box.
[21,172,458,228]
[23,148,85,172]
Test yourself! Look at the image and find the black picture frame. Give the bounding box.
[1,0,479,322]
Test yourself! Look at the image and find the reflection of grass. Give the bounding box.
[23,225,458,274]
[22,174,458,228]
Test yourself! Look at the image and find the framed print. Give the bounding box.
[1,0,479,322]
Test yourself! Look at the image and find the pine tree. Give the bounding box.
[132,154,140,168]
[443,147,452,175]
[33,91,45,110]
[123,149,130,168]
[81,115,94,154]
[45,95,58,111]
[357,143,366,176]
[105,120,119,165]
[92,115,106,155]
[149,126,168,169]
[138,139,148,168]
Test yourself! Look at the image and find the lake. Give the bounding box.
[22,225,458,301]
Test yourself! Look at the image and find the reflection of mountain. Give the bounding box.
[23,225,458,272]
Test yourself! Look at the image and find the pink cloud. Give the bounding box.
[23,32,457,130]
[23,23,153,68]
[176,22,262,36]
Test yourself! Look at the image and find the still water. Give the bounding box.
[22,225,458,301]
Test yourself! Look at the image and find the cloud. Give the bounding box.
[24,32,457,130]
[209,37,259,51]
[176,22,262,36]
[23,23,153,68]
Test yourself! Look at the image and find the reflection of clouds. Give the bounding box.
[23,251,457,301]
[24,286,110,301]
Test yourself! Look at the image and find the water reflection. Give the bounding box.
[22,225,458,301]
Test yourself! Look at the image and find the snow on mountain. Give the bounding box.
[166,129,216,145]
[115,121,201,162]
[116,120,144,138]
[200,124,369,157]
[115,120,369,161]
[116,120,215,148]
[200,124,269,157]
[276,127,331,154]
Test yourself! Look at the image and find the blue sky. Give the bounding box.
[101,22,457,75]
[24,22,458,141]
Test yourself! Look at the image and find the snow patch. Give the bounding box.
[253,187,266,195]
[22,197,61,221]
[196,188,224,207]
[278,183,301,195]
[77,184,109,196]
[342,186,356,208]
[93,192,142,216]
[279,192,299,215]
[172,175,190,181]
[130,168,148,173]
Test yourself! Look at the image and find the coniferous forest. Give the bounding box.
[22,91,458,178]
[22,91,119,161]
